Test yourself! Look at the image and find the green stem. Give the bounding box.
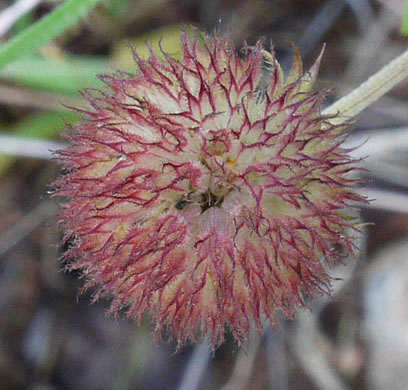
[0,0,104,70]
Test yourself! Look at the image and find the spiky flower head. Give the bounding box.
[53,30,364,348]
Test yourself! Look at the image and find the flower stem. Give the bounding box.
[323,47,408,124]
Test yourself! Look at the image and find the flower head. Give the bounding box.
[53,30,364,347]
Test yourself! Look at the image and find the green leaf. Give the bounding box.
[1,55,111,95]
[0,0,105,70]
[1,24,195,95]
[402,0,408,35]
[11,110,78,139]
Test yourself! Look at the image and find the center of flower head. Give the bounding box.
[175,190,225,212]
[174,150,235,214]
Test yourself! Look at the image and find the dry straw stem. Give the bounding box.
[0,0,42,37]
[323,47,408,124]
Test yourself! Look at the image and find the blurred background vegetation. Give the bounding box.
[1,0,408,389]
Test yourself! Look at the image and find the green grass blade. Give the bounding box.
[402,0,408,35]
[1,55,111,94]
[0,0,105,70]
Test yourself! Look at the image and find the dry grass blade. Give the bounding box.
[221,332,262,390]
[0,134,66,160]
[0,84,82,111]
[178,340,211,390]
[290,311,349,390]
[361,188,408,213]
[0,0,42,37]
[0,201,58,258]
